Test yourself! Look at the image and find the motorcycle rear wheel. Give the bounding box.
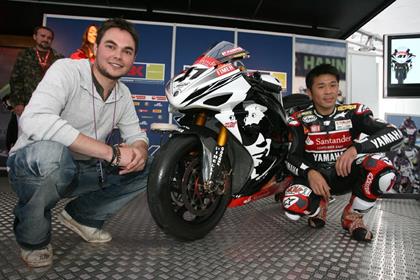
[147,135,232,241]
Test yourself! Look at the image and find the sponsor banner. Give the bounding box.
[295,53,346,80]
[132,95,168,102]
[121,62,165,84]
[294,36,347,98]
[238,32,293,95]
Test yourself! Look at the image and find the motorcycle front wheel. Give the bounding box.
[147,135,232,241]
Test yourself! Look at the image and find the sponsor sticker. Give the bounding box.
[287,116,300,126]
[356,104,370,114]
[310,125,320,132]
[216,64,236,76]
[224,121,237,128]
[302,115,317,123]
[194,56,219,67]
[300,110,313,116]
[221,47,244,56]
[283,196,298,208]
[363,172,374,197]
[285,184,311,196]
[337,104,357,111]
[305,131,352,151]
[335,119,352,130]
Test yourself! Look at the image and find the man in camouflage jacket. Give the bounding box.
[9,26,63,115]
[7,26,63,148]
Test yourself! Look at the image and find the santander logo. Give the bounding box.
[305,131,352,151]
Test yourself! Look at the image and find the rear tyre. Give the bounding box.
[147,135,232,241]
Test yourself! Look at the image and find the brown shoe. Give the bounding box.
[341,203,373,241]
[308,198,328,228]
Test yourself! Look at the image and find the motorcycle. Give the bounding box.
[390,48,415,84]
[399,116,418,148]
[147,41,309,241]
[391,151,419,194]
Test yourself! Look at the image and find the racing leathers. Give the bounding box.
[282,103,403,236]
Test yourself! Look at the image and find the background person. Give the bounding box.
[7,18,148,268]
[70,24,98,62]
[283,64,403,242]
[7,26,64,149]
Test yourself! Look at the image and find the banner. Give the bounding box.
[238,32,293,95]
[294,37,347,100]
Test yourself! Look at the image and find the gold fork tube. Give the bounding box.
[217,126,228,146]
[195,112,207,126]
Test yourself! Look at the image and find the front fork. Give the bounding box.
[195,112,228,193]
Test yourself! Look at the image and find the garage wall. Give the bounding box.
[347,52,379,115]
[348,51,420,120]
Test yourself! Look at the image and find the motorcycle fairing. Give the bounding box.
[215,101,280,181]
[169,70,250,112]
[164,41,290,195]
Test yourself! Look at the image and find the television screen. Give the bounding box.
[384,33,420,97]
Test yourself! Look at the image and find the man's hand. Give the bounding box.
[13,104,25,116]
[308,169,331,200]
[335,146,357,177]
[118,141,148,175]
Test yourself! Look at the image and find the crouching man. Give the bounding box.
[7,18,149,267]
[283,64,402,241]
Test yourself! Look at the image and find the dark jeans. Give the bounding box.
[7,141,149,250]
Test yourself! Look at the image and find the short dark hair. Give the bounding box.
[33,26,55,40]
[96,18,139,54]
[305,64,340,90]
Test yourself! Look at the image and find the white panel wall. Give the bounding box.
[348,52,420,119]
[348,52,379,115]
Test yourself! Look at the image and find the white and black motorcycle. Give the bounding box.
[391,48,416,84]
[147,41,309,240]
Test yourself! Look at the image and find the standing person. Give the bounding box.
[7,26,64,149]
[282,64,403,242]
[70,24,98,62]
[7,18,149,268]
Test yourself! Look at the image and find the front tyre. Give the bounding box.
[147,135,232,241]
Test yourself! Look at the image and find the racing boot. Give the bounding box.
[308,198,327,228]
[341,203,373,242]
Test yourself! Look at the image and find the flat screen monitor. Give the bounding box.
[384,33,420,98]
